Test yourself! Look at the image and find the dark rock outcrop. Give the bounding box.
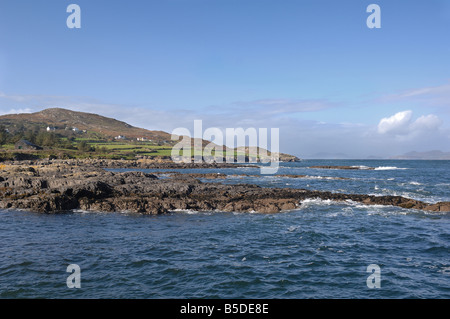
[0,161,448,215]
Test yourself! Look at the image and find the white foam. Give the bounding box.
[409,181,422,186]
[171,209,200,214]
[305,175,344,180]
[352,165,371,170]
[72,209,113,215]
[232,210,261,215]
[344,199,388,209]
[374,166,408,170]
[367,210,408,216]
[72,209,92,214]
[300,198,338,207]
[300,198,404,214]
[300,198,364,213]
[435,183,450,187]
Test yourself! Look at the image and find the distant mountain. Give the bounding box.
[390,150,450,160]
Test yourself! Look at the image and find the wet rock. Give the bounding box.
[424,202,450,212]
[0,160,448,214]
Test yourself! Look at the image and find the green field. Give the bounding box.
[1,138,253,161]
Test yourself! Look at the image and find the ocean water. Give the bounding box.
[0,160,449,299]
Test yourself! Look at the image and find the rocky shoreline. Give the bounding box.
[0,160,449,214]
[0,158,258,169]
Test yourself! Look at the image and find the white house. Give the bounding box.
[47,126,56,132]
[115,135,126,140]
[72,127,80,132]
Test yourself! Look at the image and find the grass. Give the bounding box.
[91,142,167,149]
[1,144,15,150]
[1,139,259,162]
[80,140,182,157]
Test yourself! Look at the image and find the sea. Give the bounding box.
[0,160,449,299]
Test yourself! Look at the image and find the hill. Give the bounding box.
[0,108,300,162]
[0,108,171,141]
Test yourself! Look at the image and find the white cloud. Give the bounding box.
[381,82,450,109]
[0,108,34,115]
[231,98,336,115]
[410,114,443,131]
[378,110,442,137]
[377,110,413,134]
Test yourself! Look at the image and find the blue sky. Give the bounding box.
[0,0,449,158]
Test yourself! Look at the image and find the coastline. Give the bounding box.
[1,159,449,214]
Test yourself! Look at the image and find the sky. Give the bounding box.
[0,0,449,158]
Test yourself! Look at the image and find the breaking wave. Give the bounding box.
[374,166,408,170]
[351,165,372,170]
